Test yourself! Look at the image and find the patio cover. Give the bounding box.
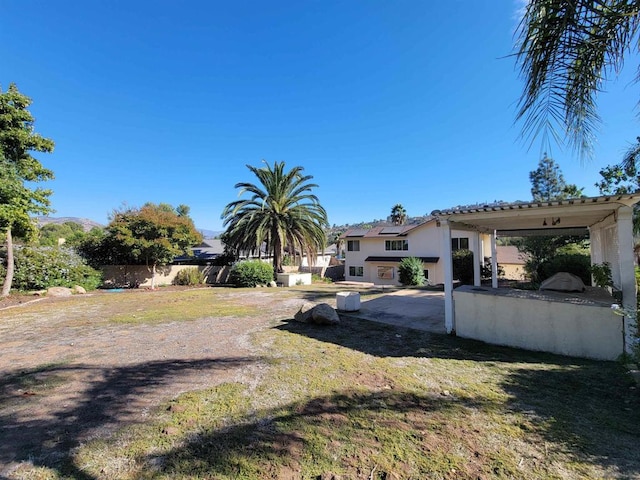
[432,194,640,353]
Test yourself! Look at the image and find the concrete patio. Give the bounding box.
[339,288,446,334]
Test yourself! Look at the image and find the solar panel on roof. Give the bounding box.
[380,227,404,234]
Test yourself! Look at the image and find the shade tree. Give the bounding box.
[0,84,54,296]
[79,203,202,288]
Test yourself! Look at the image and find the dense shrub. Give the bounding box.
[398,257,425,286]
[13,246,103,291]
[537,253,592,285]
[173,267,205,286]
[229,260,274,287]
[452,249,474,285]
[591,262,613,289]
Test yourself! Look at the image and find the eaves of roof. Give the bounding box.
[365,256,439,263]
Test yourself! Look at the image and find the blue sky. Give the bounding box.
[2,1,639,231]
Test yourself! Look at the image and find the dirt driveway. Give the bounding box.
[0,287,304,477]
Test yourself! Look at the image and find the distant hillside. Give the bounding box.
[35,216,222,238]
[36,216,104,232]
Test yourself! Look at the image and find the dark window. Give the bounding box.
[385,239,408,251]
[347,240,360,251]
[451,237,469,251]
[349,266,364,277]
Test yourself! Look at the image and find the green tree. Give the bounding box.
[515,1,640,157]
[390,204,407,226]
[529,155,584,201]
[102,203,203,288]
[0,84,54,297]
[38,221,87,247]
[595,141,640,233]
[521,154,588,283]
[221,161,329,275]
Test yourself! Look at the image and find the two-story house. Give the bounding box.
[341,221,491,285]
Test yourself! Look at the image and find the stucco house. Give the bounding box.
[341,221,492,285]
[496,245,528,281]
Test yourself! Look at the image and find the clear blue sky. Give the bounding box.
[2,1,639,231]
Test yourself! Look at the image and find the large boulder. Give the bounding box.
[311,303,340,325]
[540,272,586,293]
[293,302,340,325]
[294,302,316,323]
[47,287,73,297]
[72,285,87,294]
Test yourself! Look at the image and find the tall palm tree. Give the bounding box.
[516,0,640,158]
[390,204,407,226]
[221,161,329,275]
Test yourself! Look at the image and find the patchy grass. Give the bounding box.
[5,286,640,479]
[108,289,257,325]
[0,288,260,327]
[65,322,640,479]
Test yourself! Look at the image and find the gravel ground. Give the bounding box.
[0,288,304,477]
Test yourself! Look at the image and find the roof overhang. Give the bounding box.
[431,194,640,234]
[365,256,439,263]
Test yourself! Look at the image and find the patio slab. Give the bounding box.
[339,288,446,334]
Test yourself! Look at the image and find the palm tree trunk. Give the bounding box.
[272,232,284,275]
[1,227,14,297]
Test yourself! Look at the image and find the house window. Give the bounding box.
[377,266,394,279]
[349,266,364,277]
[347,240,360,251]
[385,240,408,251]
[423,269,429,280]
[451,237,469,251]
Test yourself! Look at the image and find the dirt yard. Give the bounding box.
[0,287,305,477]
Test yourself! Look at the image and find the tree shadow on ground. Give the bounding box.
[501,365,640,477]
[276,316,572,364]
[133,389,497,479]
[132,377,640,479]
[0,356,263,479]
[276,317,640,477]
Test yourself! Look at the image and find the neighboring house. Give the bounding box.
[174,238,225,264]
[341,221,492,285]
[299,244,336,268]
[178,238,334,268]
[496,245,528,281]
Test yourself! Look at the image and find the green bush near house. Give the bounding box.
[537,253,592,285]
[452,249,474,285]
[398,257,425,286]
[173,267,206,286]
[13,246,102,291]
[229,260,274,287]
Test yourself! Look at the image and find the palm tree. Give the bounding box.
[221,161,329,275]
[390,204,407,226]
[516,1,640,157]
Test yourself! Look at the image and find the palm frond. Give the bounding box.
[516,0,640,158]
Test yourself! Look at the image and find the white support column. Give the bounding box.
[616,206,637,354]
[471,231,481,286]
[491,230,498,288]
[440,219,455,334]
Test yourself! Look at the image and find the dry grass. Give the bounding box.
[3,285,639,479]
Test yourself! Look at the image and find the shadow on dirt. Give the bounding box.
[135,376,639,479]
[0,356,263,478]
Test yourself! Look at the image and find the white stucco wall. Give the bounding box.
[344,223,490,285]
[453,286,624,360]
[500,263,527,281]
